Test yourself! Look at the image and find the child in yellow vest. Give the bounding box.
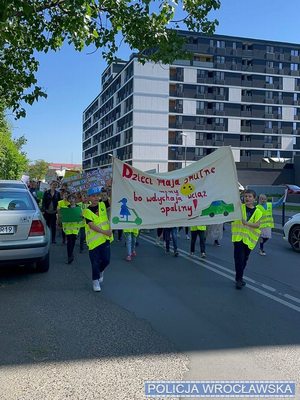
[190,226,206,258]
[57,191,70,245]
[232,190,262,290]
[83,186,113,292]
[62,193,82,264]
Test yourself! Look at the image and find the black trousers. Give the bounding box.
[190,230,206,253]
[234,241,251,282]
[66,234,77,258]
[44,212,57,243]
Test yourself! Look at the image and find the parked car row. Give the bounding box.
[0,180,50,272]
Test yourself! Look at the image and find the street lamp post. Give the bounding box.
[180,133,187,168]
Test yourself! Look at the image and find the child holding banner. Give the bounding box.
[83,187,113,292]
[190,226,206,258]
[231,190,262,290]
[164,228,179,257]
[60,193,82,264]
[123,228,139,261]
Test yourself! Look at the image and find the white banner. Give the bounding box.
[110,147,242,229]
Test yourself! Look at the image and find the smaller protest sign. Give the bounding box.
[60,207,83,223]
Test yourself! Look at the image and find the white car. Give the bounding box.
[283,213,300,252]
[0,183,50,272]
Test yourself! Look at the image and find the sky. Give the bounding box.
[10,0,300,165]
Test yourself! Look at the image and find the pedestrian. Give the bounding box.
[206,223,223,246]
[155,228,164,246]
[61,193,82,264]
[76,191,89,253]
[164,227,179,257]
[257,192,286,256]
[41,180,61,244]
[57,190,70,245]
[190,225,206,257]
[123,228,139,261]
[231,189,262,290]
[83,186,113,292]
[178,226,190,240]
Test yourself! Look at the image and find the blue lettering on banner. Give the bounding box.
[144,381,296,397]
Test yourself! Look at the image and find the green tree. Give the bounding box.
[28,160,49,181]
[0,0,220,118]
[0,107,29,179]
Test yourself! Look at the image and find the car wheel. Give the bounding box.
[288,225,300,252]
[209,212,214,217]
[36,253,50,273]
[223,211,229,216]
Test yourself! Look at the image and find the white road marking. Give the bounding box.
[141,235,300,313]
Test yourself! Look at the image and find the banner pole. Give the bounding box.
[109,155,115,227]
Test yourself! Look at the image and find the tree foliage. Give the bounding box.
[0,106,28,179]
[28,159,49,181]
[0,0,220,118]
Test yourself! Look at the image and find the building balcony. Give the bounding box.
[241,126,251,132]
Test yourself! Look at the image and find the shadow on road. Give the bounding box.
[0,232,300,367]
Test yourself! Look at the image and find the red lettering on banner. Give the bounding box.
[122,164,153,185]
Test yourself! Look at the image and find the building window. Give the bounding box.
[215,103,224,111]
[291,49,299,56]
[266,45,274,53]
[291,63,298,71]
[196,101,205,113]
[195,147,204,156]
[279,62,283,70]
[232,42,237,50]
[266,76,274,84]
[265,106,273,114]
[217,40,225,48]
[215,71,225,80]
[278,92,283,101]
[265,121,272,129]
[266,61,274,68]
[215,118,224,125]
[264,150,272,157]
[196,132,204,141]
[277,107,282,115]
[265,91,273,100]
[216,56,225,64]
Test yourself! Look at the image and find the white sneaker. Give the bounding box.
[99,272,104,283]
[93,280,101,292]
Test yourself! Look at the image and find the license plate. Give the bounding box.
[0,226,15,234]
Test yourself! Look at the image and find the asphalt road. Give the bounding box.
[0,227,299,400]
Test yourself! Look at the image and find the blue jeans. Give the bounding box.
[164,228,178,252]
[124,232,136,256]
[89,241,111,280]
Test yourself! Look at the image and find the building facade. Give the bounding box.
[82,31,300,178]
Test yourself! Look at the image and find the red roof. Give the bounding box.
[49,163,82,170]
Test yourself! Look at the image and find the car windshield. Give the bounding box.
[0,191,35,211]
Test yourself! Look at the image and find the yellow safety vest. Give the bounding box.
[190,225,206,231]
[231,204,262,250]
[58,199,70,209]
[123,228,139,236]
[257,203,274,228]
[83,202,113,250]
[62,205,82,235]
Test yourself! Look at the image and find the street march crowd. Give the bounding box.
[27,178,286,292]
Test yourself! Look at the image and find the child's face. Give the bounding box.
[259,195,267,204]
[89,194,100,205]
[244,193,255,206]
[68,196,76,205]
